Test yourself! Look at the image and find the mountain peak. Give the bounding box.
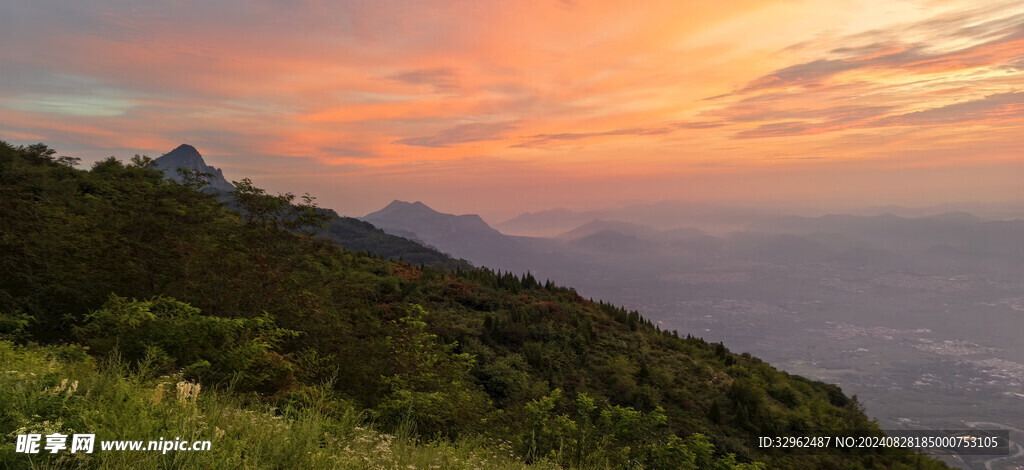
[370,200,442,219]
[385,199,429,208]
[362,200,498,235]
[155,145,203,167]
[172,143,199,153]
[382,199,409,209]
[153,144,234,192]
[360,200,516,269]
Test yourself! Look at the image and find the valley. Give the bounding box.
[363,201,1024,469]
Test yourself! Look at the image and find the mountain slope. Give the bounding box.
[557,219,660,240]
[0,142,949,469]
[361,200,551,272]
[567,230,661,256]
[151,147,467,269]
[316,208,471,269]
[363,200,504,239]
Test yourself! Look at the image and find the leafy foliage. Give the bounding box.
[75,295,298,393]
[0,341,553,470]
[375,305,490,437]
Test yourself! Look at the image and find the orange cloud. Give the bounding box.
[1,0,1022,215]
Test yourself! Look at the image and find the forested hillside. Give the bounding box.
[220,194,471,270]
[151,142,470,270]
[0,142,947,469]
[314,209,472,270]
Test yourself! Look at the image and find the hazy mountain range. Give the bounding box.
[362,198,1024,276]
[357,197,1024,469]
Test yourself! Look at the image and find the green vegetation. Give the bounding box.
[0,141,948,468]
[216,176,471,270]
[0,341,553,469]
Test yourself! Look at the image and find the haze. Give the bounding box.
[2,0,1023,220]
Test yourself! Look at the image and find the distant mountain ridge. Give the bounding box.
[361,200,566,273]
[363,200,500,238]
[361,200,1024,293]
[497,208,593,236]
[757,212,1024,256]
[556,219,660,240]
[154,144,234,192]
[498,201,770,236]
[316,205,470,270]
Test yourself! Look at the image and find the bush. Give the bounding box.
[375,305,492,437]
[0,311,32,341]
[75,294,298,393]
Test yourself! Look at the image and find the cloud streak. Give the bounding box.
[740,25,1023,94]
[388,67,461,93]
[393,121,520,148]
[0,0,1022,214]
[514,121,725,148]
[871,92,1024,127]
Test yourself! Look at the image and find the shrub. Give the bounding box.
[75,294,298,393]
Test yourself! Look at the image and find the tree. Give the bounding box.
[231,178,329,236]
[375,304,490,437]
[176,167,214,189]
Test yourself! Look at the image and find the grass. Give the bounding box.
[0,341,559,469]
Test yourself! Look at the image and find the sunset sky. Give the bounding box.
[2,0,1022,221]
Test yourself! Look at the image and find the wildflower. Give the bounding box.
[176,381,201,403]
[48,378,72,395]
[152,383,165,404]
